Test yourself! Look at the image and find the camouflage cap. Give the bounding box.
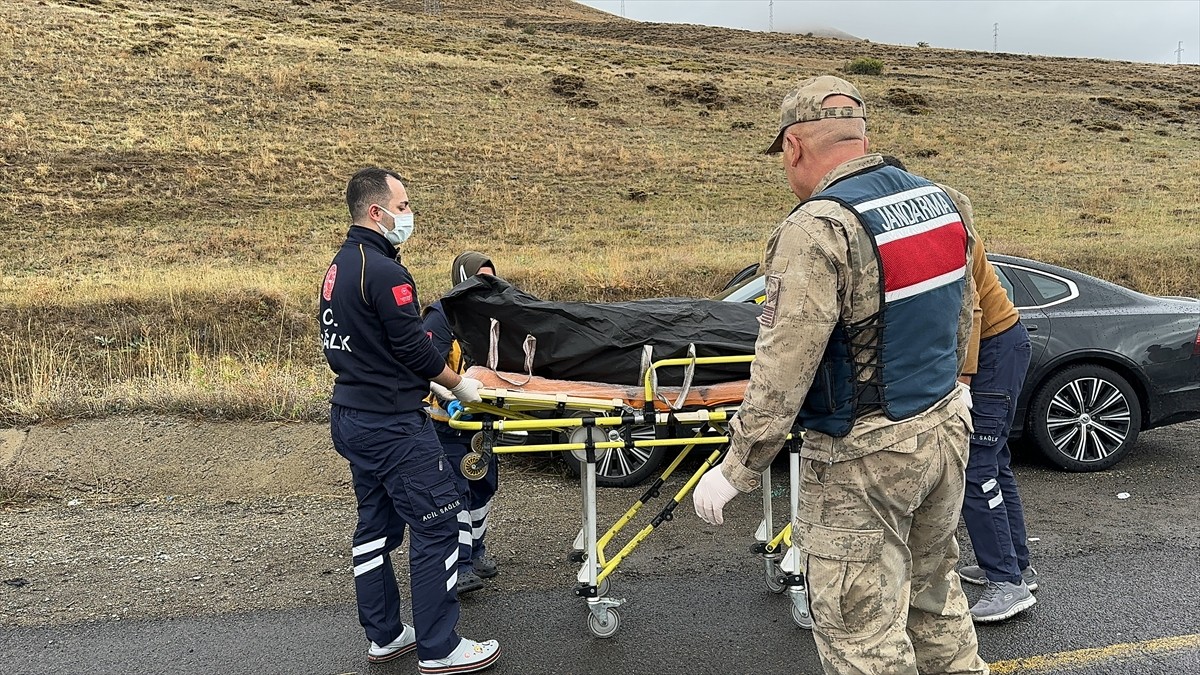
[764,75,866,154]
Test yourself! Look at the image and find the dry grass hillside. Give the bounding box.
[1,0,1199,425]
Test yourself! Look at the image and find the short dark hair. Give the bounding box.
[346,167,403,222]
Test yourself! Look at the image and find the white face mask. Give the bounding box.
[377,206,414,245]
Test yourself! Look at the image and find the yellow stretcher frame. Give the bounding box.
[444,353,810,637]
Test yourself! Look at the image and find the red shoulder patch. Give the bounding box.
[392,284,414,306]
[322,264,337,302]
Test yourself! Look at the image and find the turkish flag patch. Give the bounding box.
[392,284,414,306]
[322,264,337,302]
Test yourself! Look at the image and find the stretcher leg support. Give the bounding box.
[782,439,812,629]
[574,423,624,637]
[755,466,787,594]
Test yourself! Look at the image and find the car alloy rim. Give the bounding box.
[595,425,657,478]
[565,407,660,480]
[569,424,657,479]
[1045,376,1132,463]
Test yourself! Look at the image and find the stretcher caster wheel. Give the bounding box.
[460,452,489,481]
[791,602,813,630]
[470,432,487,454]
[765,564,786,594]
[597,577,611,597]
[588,608,620,638]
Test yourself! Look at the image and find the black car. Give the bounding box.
[717,254,1200,471]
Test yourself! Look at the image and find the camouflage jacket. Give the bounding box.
[721,154,978,492]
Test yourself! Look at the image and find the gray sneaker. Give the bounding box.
[1021,566,1040,592]
[958,565,1040,592]
[970,580,1037,623]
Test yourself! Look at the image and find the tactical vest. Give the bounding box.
[797,164,968,437]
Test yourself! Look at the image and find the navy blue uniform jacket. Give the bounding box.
[319,227,444,413]
[422,300,455,364]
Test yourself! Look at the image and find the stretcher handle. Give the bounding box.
[641,354,756,406]
[487,319,536,386]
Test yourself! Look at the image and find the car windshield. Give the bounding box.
[715,276,765,303]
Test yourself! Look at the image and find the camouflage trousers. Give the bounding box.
[796,416,989,675]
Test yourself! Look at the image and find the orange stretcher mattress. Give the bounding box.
[464,366,749,412]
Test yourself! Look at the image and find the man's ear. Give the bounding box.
[786,134,803,168]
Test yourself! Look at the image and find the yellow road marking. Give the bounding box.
[989,633,1200,673]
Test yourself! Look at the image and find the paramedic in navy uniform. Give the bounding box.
[319,167,501,674]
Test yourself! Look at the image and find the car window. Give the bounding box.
[1025,272,1073,305]
[992,266,1016,304]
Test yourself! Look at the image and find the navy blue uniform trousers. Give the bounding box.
[330,405,462,660]
[962,322,1034,585]
[435,424,499,571]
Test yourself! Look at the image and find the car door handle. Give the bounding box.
[1024,324,1038,332]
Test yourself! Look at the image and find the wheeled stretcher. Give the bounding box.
[445,354,812,637]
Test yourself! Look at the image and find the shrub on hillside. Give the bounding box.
[845,57,884,76]
[885,87,928,114]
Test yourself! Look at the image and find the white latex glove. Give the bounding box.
[956,381,973,410]
[430,381,454,401]
[449,377,483,404]
[693,465,742,526]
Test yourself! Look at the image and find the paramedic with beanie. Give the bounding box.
[319,167,500,674]
[692,77,988,674]
[423,252,502,595]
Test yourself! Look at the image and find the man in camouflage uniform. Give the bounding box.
[693,76,989,675]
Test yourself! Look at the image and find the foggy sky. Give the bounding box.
[576,1,1200,65]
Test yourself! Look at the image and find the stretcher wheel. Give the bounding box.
[470,432,487,454]
[597,577,611,597]
[791,601,812,630]
[460,452,489,481]
[765,564,786,594]
[588,608,620,638]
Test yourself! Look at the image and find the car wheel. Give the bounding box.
[1028,364,1142,471]
[561,423,666,488]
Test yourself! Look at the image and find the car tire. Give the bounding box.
[1027,364,1142,472]
[561,424,668,488]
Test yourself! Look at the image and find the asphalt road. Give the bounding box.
[4,421,1199,675]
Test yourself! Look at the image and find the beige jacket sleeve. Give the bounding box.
[720,214,841,492]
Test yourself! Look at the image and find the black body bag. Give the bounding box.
[440,275,762,386]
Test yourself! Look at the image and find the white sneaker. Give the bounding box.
[418,637,502,674]
[367,624,417,663]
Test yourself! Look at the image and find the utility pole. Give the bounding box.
[1176,41,1185,64]
[769,0,774,32]
[620,0,625,17]
[993,23,998,52]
